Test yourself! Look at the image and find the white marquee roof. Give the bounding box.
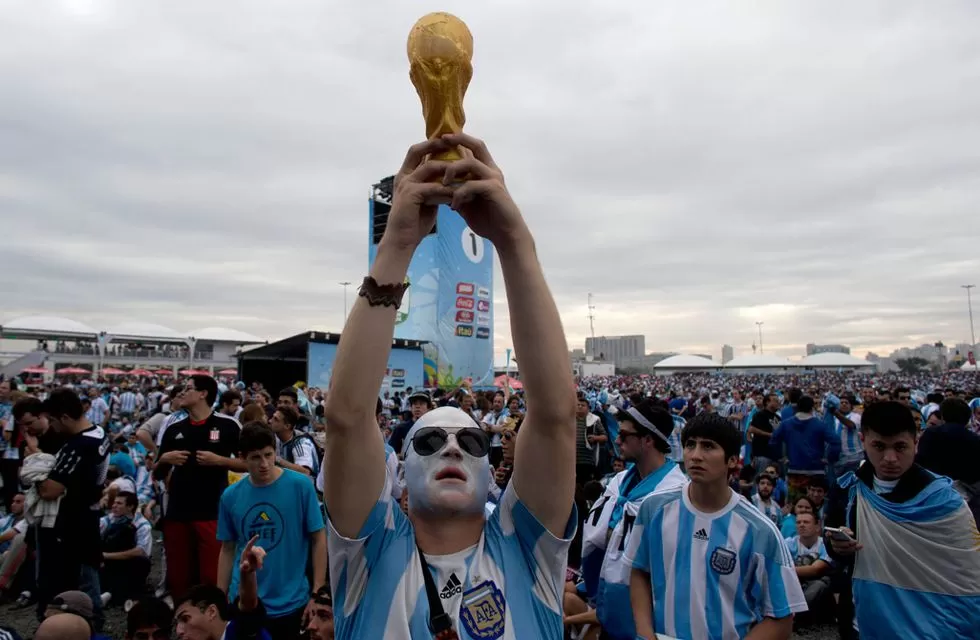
[191,327,264,344]
[800,352,873,368]
[2,315,266,344]
[962,362,978,371]
[724,354,794,368]
[1,315,98,337]
[654,354,718,369]
[106,322,184,339]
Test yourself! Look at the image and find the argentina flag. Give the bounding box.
[844,473,980,640]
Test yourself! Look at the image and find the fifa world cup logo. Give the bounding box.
[407,12,473,163]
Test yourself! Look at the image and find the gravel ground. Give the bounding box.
[0,539,841,639]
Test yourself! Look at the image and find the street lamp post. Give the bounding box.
[963,285,977,350]
[340,281,352,321]
[756,322,764,355]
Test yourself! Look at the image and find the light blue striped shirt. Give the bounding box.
[836,412,863,464]
[327,475,576,639]
[627,484,807,639]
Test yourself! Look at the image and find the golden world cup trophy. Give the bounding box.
[407,12,473,163]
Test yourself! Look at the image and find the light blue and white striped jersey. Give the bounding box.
[667,415,685,463]
[836,412,862,464]
[100,512,153,557]
[327,473,576,639]
[87,397,110,425]
[751,494,783,529]
[626,485,807,640]
[588,463,687,639]
[118,391,138,414]
[783,535,831,568]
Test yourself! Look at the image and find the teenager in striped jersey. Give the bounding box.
[321,134,577,639]
[627,413,806,640]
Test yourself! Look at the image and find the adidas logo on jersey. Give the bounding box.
[440,573,462,599]
[693,528,709,541]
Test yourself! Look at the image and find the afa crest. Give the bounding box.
[709,547,737,575]
[459,580,505,639]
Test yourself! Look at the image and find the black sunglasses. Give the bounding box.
[412,426,490,458]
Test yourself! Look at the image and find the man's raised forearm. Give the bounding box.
[324,241,413,430]
[497,232,574,421]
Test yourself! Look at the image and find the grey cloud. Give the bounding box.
[2,1,979,361]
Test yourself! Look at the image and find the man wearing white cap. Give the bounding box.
[321,134,576,639]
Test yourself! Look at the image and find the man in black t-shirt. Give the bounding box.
[35,388,110,629]
[154,375,243,600]
[748,392,782,472]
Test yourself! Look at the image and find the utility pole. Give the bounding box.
[756,321,765,355]
[587,292,596,340]
[340,281,352,320]
[963,285,977,350]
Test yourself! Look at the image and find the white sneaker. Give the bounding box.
[100,592,112,607]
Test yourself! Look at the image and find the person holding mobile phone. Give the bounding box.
[824,401,980,640]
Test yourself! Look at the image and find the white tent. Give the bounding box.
[723,354,795,373]
[961,361,978,371]
[800,352,874,369]
[653,354,718,375]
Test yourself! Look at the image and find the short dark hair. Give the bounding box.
[796,511,818,525]
[796,396,815,413]
[808,477,828,492]
[175,585,228,621]
[621,401,673,455]
[861,401,917,438]
[787,388,803,404]
[190,374,219,406]
[239,422,277,456]
[12,396,44,422]
[168,384,185,400]
[681,413,741,460]
[278,387,299,402]
[41,387,85,421]
[939,398,971,425]
[275,405,299,427]
[115,491,138,510]
[756,473,775,486]
[892,386,911,399]
[219,389,242,407]
[126,596,174,637]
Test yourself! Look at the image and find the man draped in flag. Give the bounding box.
[580,401,686,639]
[825,400,980,640]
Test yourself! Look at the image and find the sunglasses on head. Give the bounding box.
[411,426,490,458]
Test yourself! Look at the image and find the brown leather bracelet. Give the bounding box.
[358,276,409,309]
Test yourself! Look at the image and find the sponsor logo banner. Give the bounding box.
[477,287,490,299]
[476,300,490,312]
[456,310,474,323]
[456,282,475,295]
[456,325,474,338]
[476,327,490,339]
[476,314,490,326]
[456,297,475,310]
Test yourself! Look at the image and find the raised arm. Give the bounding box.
[322,138,455,538]
[441,132,576,537]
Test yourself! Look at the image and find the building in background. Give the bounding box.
[722,344,734,364]
[806,343,851,355]
[618,352,676,373]
[585,335,645,366]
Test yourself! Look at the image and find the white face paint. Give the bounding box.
[404,407,491,517]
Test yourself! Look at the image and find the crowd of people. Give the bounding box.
[0,134,979,640]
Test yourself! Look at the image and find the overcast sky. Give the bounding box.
[2,1,979,361]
